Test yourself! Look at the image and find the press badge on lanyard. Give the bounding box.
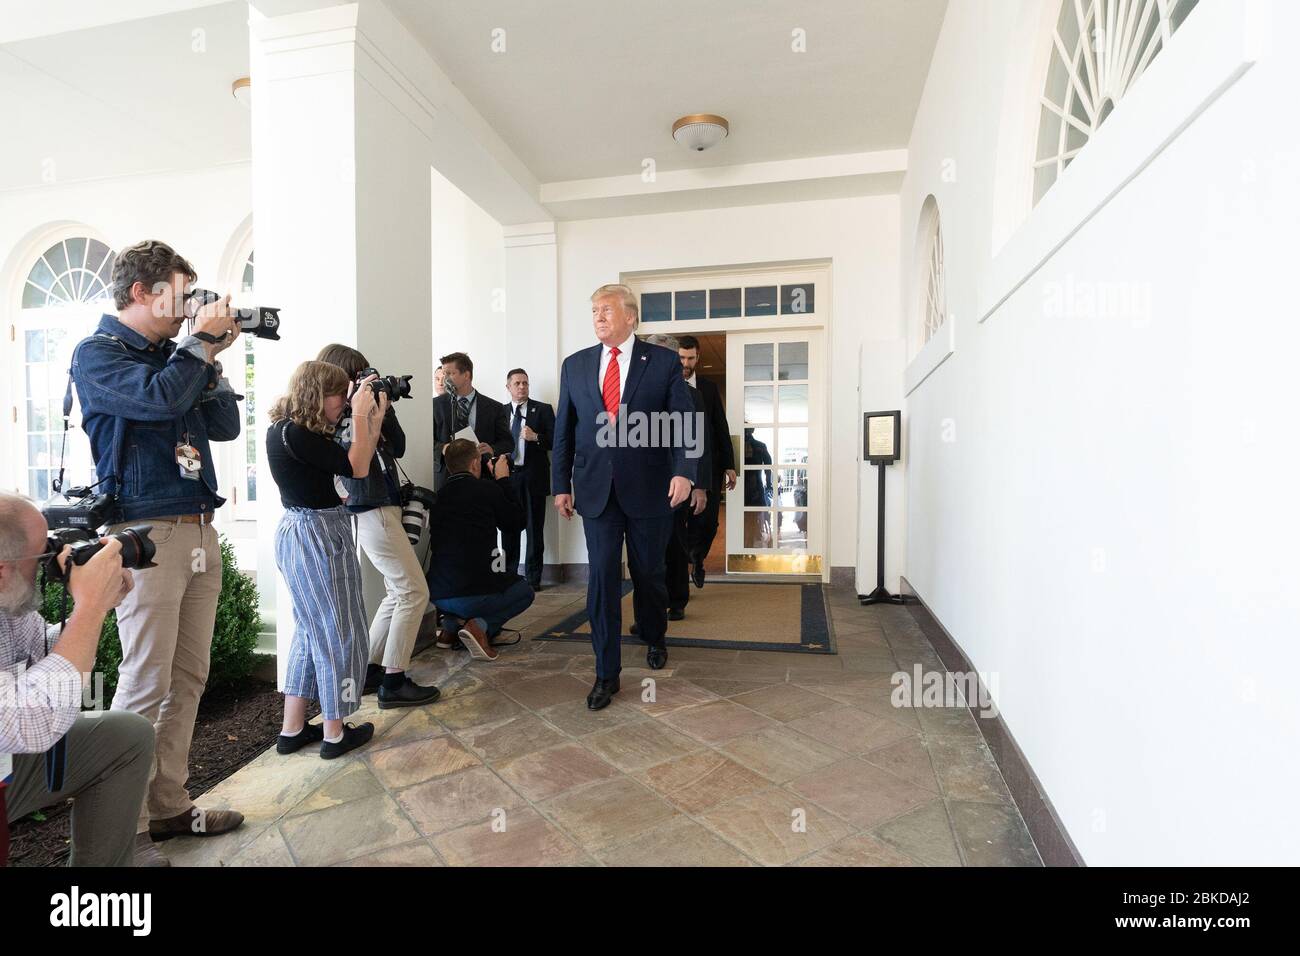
[176,434,203,480]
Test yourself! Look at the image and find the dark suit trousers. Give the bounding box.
[582,483,674,679]
[666,503,692,612]
[504,470,546,584]
[686,488,721,565]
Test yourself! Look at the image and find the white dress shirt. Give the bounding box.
[685,371,698,389]
[597,332,636,403]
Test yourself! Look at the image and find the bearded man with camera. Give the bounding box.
[68,240,246,865]
[0,493,153,867]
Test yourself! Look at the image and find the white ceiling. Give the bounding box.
[387,0,947,184]
[0,0,251,192]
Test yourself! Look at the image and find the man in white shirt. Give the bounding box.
[0,493,155,866]
[502,369,555,590]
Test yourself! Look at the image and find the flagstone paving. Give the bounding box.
[163,580,1040,867]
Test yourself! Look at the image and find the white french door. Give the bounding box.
[725,328,824,575]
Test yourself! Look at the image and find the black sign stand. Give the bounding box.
[859,459,903,605]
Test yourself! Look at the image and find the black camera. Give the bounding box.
[356,367,413,403]
[185,287,281,341]
[42,525,157,584]
[41,486,118,532]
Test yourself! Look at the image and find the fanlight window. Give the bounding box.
[923,213,946,345]
[22,238,117,308]
[1034,0,1200,204]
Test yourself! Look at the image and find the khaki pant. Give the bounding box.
[356,505,429,671]
[108,516,221,833]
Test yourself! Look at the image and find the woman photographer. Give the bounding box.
[266,361,386,759]
[316,344,438,708]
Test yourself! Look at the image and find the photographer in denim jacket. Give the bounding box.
[69,240,245,866]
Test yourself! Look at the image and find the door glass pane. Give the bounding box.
[675,289,706,321]
[743,385,773,424]
[710,287,741,318]
[777,427,807,465]
[774,467,808,508]
[745,427,774,463]
[780,283,815,315]
[744,286,777,316]
[744,510,774,548]
[641,291,671,323]
[776,510,808,547]
[28,433,49,466]
[778,341,808,380]
[777,384,807,423]
[25,330,45,362]
[743,467,773,507]
[743,343,773,381]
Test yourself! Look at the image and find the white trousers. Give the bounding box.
[355,505,430,671]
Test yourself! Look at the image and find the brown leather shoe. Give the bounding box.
[149,806,245,841]
[134,832,171,867]
[458,620,499,661]
[435,623,460,649]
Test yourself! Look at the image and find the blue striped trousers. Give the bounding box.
[275,506,369,721]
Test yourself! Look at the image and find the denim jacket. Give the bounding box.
[70,314,242,521]
[338,408,406,512]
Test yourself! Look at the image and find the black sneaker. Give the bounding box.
[378,676,441,710]
[277,720,325,755]
[320,722,375,760]
[362,662,384,696]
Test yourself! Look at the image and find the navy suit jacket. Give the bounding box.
[552,338,699,519]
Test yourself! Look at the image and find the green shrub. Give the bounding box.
[41,534,261,704]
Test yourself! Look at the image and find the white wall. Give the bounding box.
[901,0,1300,864]
[555,195,902,577]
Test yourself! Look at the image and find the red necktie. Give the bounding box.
[602,347,621,419]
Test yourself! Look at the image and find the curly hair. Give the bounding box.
[111,240,197,311]
[268,361,350,435]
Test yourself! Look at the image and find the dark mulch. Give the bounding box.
[7,675,316,868]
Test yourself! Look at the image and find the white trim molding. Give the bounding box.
[904,314,954,397]
[978,0,1266,324]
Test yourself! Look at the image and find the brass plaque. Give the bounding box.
[727,553,823,575]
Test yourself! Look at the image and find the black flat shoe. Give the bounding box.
[586,677,620,711]
[378,676,441,709]
[647,644,668,670]
[320,722,375,759]
[277,720,325,755]
[362,662,384,696]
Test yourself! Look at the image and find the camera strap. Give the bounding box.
[58,335,132,504]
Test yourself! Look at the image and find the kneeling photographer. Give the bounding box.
[68,240,246,864]
[425,439,534,660]
[316,344,437,709]
[1,494,153,867]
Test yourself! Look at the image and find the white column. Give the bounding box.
[251,2,433,680]
[503,222,559,572]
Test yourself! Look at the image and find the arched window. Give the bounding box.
[1033,0,1200,205]
[923,210,946,346]
[12,236,117,500]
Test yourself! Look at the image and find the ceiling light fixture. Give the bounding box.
[672,114,729,152]
[232,76,251,108]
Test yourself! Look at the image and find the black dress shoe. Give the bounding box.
[320,722,375,760]
[362,662,384,696]
[629,622,640,636]
[667,608,685,621]
[277,720,325,755]
[647,644,668,670]
[586,677,620,710]
[692,562,706,589]
[377,676,441,709]
[529,580,543,592]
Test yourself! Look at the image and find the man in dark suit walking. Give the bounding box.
[502,368,554,590]
[553,284,698,710]
[432,352,513,491]
[677,335,737,587]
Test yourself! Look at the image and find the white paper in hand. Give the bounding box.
[453,426,479,445]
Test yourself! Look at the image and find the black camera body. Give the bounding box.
[356,367,413,403]
[186,288,281,341]
[41,487,118,532]
[42,526,158,584]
